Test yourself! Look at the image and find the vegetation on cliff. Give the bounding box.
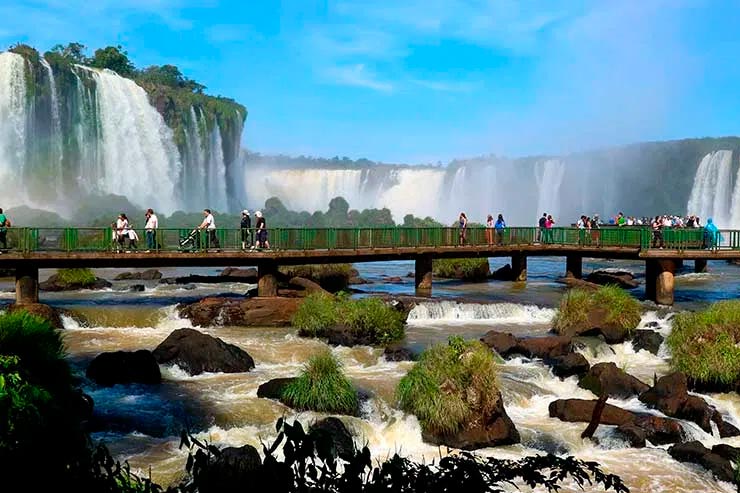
[293,293,405,346]
[281,350,359,414]
[397,336,499,436]
[667,300,740,387]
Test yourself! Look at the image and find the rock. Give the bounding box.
[198,444,262,493]
[289,276,331,295]
[309,417,355,460]
[490,264,514,281]
[547,352,590,378]
[585,270,639,289]
[555,277,601,291]
[161,273,258,285]
[631,329,664,355]
[711,444,740,462]
[257,377,296,400]
[383,345,416,361]
[639,372,740,437]
[615,423,646,448]
[128,284,145,292]
[114,269,162,280]
[669,441,735,484]
[548,399,635,426]
[178,296,302,327]
[153,328,255,375]
[348,276,369,285]
[423,389,520,450]
[221,267,259,281]
[86,350,161,386]
[39,274,112,291]
[479,330,571,359]
[645,321,660,328]
[579,362,649,398]
[7,302,64,329]
[555,307,635,343]
[325,324,377,347]
[632,414,685,445]
[384,276,403,283]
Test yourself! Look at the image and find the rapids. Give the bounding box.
[7,258,740,492]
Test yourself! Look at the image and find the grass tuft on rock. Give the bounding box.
[396,336,498,436]
[433,258,490,280]
[55,268,97,287]
[553,285,641,334]
[667,300,740,386]
[282,350,358,414]
[292,293,405,346]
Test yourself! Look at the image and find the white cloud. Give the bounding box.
[325,63,393,92]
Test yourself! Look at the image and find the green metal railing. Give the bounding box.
[0,226,736,253]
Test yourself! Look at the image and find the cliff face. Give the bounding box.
[1,45,246,213]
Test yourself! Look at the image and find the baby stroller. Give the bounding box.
[179,229,201,252]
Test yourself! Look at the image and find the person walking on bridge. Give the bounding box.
[494,214,506,246]
[198,209,220,252]
[537,213,547,243]
[255,210,269,249]
[0,208,10,253]
[485,214,494,246]
[703,218,722,250]
[241,210,252,250]
[144,208,158,252]
[458,212,468,246]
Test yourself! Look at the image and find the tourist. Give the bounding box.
[544,214,555,243]
[538,213,547,243]
[494,213,506,246]
[114,213,129,253]
[458,212,468,246]
[651,215,664,248]
[576,215,586,245]
[144,208,158,252]
[616,212,626,227]
[198,209,220,252]
[255,210,269,249]
[127,221,139,251]
[591,213,601,246]
[703,218,721,249]
[0,208,9,253]
[485,214,494,246]
[240,210,252,250]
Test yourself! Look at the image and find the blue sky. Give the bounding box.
[3,1,740,163]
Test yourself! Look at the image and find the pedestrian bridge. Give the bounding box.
[0,226,736,306]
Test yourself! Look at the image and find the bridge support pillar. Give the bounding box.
[258,262,279,297]
[694,259,708,273]
[415,254,433,296]
[646,259,676,306]
[565,255,582,279]
[15,266,39,305]
[511,253,527,282]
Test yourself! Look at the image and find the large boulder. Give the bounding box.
[288,277,331,295]
[639,372,740,437]
[7,303,64,329]
[555,307,634,343]
[585,270,639,289]
[631,329,664,355]
[579,362,649,398]
[256,377,296,400]
[197,444,262,493]
[309,417,355,460]
[424,388,520,450]
[153,328,255,375]
[547,353,590,378]
[40,274,111,291]
[221,267,259,281]
[669,441,735,484]
[480,330,572,359]
[548,399,635,426]
[114,269,162,280]
[86,350,161,386]
[178,296,302,327]
[383,344,416,362]
[489,264,514,281]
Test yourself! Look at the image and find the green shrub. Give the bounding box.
[293,293,405,345]
[553,285,641,334]
[433,258,490,280]
[282,350,358,414]
[667,300,740,386]
[397,336,498,436]
[56,268,97,287]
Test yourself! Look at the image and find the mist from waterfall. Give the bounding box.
[535,159,565,220]
[0,52,27,194]
[686,151,733,227]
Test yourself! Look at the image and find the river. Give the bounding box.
[2,256,738,492]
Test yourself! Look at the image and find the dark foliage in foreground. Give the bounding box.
[172,418,630,493]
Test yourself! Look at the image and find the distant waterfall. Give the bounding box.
[686,151,733,227]
[535,159,565,220]
[40,58,63,197]
[0,52,26,189]
[206,122,228,212]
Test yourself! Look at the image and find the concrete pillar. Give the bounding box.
[15,266,39,305]
[645,259,676,305]
[511,253,527,282]
[415,254,433,295]
[694,259,708,273]
[258,262,278,297]
[565,255,583,279]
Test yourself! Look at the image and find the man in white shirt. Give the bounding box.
[198,208,220,251]
[145,208,158,252]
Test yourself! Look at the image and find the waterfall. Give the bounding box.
[84,67,181,212]
[182,107,207,207]
[0,52,26,192]
[686,151,733,227]
[407,301,555,324]
[40,57,63,197]
[535,159,565,221]
[207,122,228,212]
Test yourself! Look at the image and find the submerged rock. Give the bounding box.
[153,328,255,375]
[480,330,572,360]
[383,345,416,362]
[178,296,302,327]
[631,329,664,355]
[547,352,590,378]
[86,350,161,386]
[669,441,735,484]
[585,270,639,289]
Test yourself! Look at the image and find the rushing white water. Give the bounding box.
[40,57,64,197]
[407,301,556,324]
[207,122,228,212]
[535,159,565,219]
[85,67,182,212]
[377,168,448,219]
[0,52,26,189]
[686,151,733,227]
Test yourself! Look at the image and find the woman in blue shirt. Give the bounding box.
[494,214,506,246]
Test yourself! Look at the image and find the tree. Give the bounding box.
[138,64,206,93]
[89,45,135,77]
[48,42,88,64]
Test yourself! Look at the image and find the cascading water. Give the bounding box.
[535,159,565,220]
[206,122,228,212]
[0,52,26,190]
[686,151,733,227]
[40,58,63,197]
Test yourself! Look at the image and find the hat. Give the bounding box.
[255,210,262,218]
[242,209,249,215]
